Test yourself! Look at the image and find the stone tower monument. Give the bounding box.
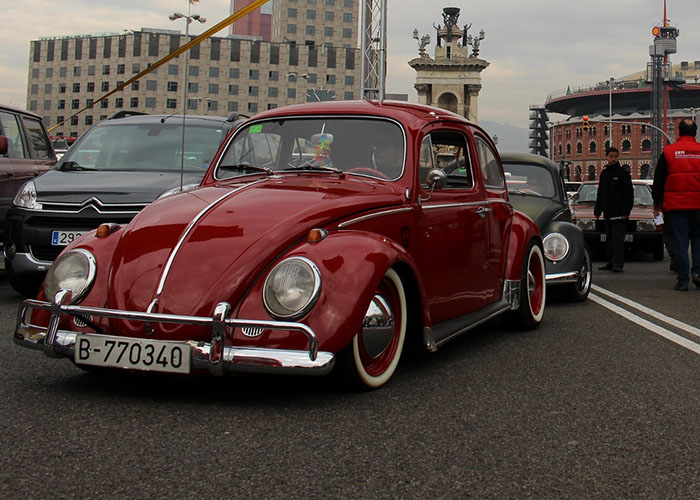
[408,7,489,122]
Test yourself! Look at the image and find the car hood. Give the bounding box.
[34,169,203,204]
[508,195,566,230]
[572,204,653,220]
[107,176,403,320]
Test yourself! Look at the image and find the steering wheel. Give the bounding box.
[346,167,390,180]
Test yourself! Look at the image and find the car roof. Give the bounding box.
[98,112,240,127]
[240,100,492,138]
[500,152,561,173]
[0,103,45,121]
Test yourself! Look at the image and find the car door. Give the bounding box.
[0,110,28,221]
[413,126,493,322]
[471,131,512,303]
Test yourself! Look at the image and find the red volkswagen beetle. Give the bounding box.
[15,101,545,390]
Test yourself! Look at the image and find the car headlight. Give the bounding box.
[13,181,42,210]
[157,183,200,199]
[575,218,596,231]
[44,249,96,303]
[263,257,321,319]
[636,220,656,232]
[543,232,570,262]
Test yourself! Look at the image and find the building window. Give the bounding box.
[189,65,199,77]
[209,67,219,78]
[71,116,79,126]
[168,64,179,75]
[248,102,258,113]
[230,39,240,62]
[131,81,140,91]
[72,83,81,92]
[44,83,52,94]
[130,97,138,108]
[57,100,66,110]
[145,97,156,108]
[270,45,280,65]
[73,66,81,77]
[307,10,316,19]
[86,98,94,108]
[287,24,297,34]
[268,87,278,98]
[132,63,140,74]
[566,143,571,155]
[46,67,54,78]
[249,86,258,96]
[288,8,298,17]
[343,13,352,23]
[576,142,582,154]
[325,11,334,21]
[59,83,67,93]
[87,65,95,76]
[188,82,198,93]
[102,65,110,75]
[228,84,239,95]
[228,101,238,112]
[115,98,123,108]
[146,80,157,91]
[342,28,352,39]
[344,91,354,100]
[208,100,218,111]
[59,67,67,77]
[324,27,334,37]
[288,88,297,99]
[100,99,109,109]
[44,100,51,110]
[249,69,259,80]
[210,38,220,61]
[166,98,177,109]
[117,64,125,74]
[345,49,354,70]
[229,68,239,79]
[85,116,93,126]
[208,84,219,94]
[641,138,651,151]
[103,37,112,58]
[622,139,631,152]
[167,81,178,92]
[344,75,354,86]
[306,25,315,36]
[250,41,260,63]
[71,99,80,109]
[589,141,596,153]
[326,74,335,85]
[268,104,277,110]
[269,71,279,81]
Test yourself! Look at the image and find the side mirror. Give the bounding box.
[0,136,7,156]
[425,168,447,190]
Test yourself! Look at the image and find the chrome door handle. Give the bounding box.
[476,206,492,218]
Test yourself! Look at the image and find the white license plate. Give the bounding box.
[600,234,633,242]
[52,230,86,246]
[74,333,191,374]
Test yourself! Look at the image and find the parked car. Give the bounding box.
[502,153,592,302]
[50,136,77,160]
[4,111,243,296]
[571,180,664,260]
[564,180,582,200]
[0,104,56,238]
[14,100,546,390]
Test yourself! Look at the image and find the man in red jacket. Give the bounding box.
[652,119,700,291]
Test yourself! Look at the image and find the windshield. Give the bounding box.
[216,117,405,180]
[503,163,557,198]
[575,183,653,206]
[61,121,225,172]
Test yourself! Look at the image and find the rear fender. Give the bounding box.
[236,230,427,354]
[505,210,542,281]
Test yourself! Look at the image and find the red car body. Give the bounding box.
[15,100,544,389]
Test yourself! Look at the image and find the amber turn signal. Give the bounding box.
[95,223,121,237]
[307,228,328,243]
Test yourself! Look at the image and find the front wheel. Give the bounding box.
[565,247,592,302]
[505,241,546,330]
[340,268,406,390]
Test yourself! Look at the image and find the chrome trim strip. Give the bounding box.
[545,271,580,284]
[338,207,413,228]
[155,180,266,296]
[13,251,53,267]
[434,303,512,348]
[421,198,510,210]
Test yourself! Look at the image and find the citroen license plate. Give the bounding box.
[600,234,633,242]
[51,230,86,246]
[74,333,191,374]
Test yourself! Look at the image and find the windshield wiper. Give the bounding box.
[283,164,343,175]
[218,163,272,175]
[59,161,96,171]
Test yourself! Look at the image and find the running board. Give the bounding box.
[422,300,512,352]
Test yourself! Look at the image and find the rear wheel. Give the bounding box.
[505,241,546,329]
[340,268,406,390]
[565,247,592,302]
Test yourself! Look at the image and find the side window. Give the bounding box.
[476,136,505,188]
[421,130,473,189]
[0,112,26,159]
[22,117,53,159]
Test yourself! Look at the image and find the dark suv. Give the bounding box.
[4,111,242,295]
[0,104,56,238]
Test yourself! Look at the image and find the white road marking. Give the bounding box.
[592,284,700,339]
[589,289,700,356]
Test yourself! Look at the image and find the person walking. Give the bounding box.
[595,147,633,272]
[652,118,700,291]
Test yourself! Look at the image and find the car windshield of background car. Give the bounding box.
[503,163,556,198]
[60,123,225,172]
[575,184,598,204]
[216,117,405,181]
[633,184,653,206]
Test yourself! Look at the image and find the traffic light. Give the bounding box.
[582,115,589,131]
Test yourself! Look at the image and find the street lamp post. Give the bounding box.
[608,77,615,149]
[169,8,206,190]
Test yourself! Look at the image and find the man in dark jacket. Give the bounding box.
[595,147,633,272]
[652,118,700,291]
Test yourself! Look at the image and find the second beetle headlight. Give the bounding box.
[44,249,96,303]
[263,257,321,319]
[543,233,570,262]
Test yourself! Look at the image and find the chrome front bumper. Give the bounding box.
[15,290,335,376]
[545,270,580,284]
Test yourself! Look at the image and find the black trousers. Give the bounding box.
[605,219,626,267]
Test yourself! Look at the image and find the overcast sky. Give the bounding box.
[2,0,700,129]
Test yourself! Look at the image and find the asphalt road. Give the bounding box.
[1,253,699,499]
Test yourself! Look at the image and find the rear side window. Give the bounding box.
[22,116,53,159]
[0,112,26,159]
[475,136,505,188]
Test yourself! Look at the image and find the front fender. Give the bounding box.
[505,210,542,281]
[542,220,587,275]
[235,230,425,354]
